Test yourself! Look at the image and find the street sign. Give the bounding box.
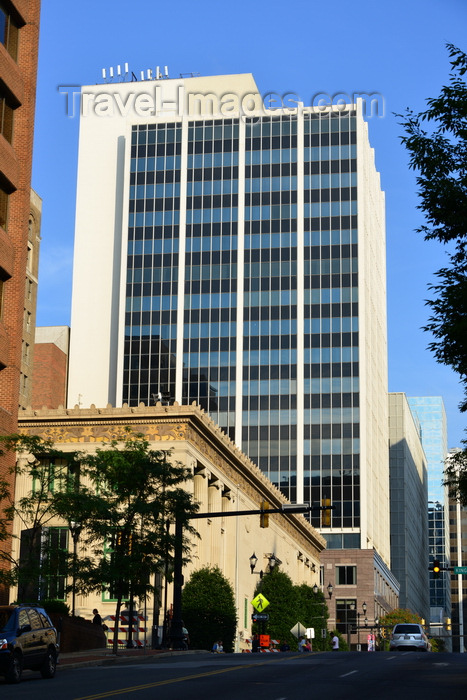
[252,613,269,622]
[290,622,307,638]
[251,593,270,612]
[454,566,467,574]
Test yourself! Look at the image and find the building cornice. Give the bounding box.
[18,401,326,553]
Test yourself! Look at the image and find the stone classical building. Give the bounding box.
[14,402,326,650]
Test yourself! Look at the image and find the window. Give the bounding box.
[33,458,80,495]
[42,527,68,600]
[27,608,42,630]
[0,270,7,319]
[336,565,356,585]
[335,598,357,636]
[102,535,129,602]
[0,93,14,142]
[0,4,19,60]
[23,341,30,364]
[26,243,33,271]
[0,183,9,229]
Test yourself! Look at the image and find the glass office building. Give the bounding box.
[408,397,451,639]
[69,74,389,562]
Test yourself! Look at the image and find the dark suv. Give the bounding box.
[0,605,59,683]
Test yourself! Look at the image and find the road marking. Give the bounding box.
[340,670,358,677]
[73,656,304,700]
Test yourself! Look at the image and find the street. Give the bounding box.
[3,651,467,699]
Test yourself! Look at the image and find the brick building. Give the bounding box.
[19,188,41,409]
[31,326,69,409]
[0,0,41,602]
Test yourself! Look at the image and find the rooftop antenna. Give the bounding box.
[101,63,130,83]
[164,65,169,78]
[156,66,162,80]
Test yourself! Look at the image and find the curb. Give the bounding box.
[57,649,207,671]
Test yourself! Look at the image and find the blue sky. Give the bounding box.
[31,0,467,447]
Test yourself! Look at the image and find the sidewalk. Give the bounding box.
[58,647,204,670]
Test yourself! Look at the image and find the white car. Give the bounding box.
[389,623,431,652]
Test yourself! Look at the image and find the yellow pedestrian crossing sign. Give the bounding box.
[251,593,270,612]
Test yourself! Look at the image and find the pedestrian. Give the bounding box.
[252,633,260,652]
[304,639,312,652]
[332,632,339,651]
[181,621,190,649]
[92,609,102,626]
[298,636,306,652]
[212,640,224,653]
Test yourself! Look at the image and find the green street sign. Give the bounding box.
[454,566,467,575]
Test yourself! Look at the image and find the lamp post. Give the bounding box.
[312,582,333,599]
[348,601,356,649]
[249,552,277,582]
[69,520,82,617]
[357,602,367,651]
[250,553,277,643]
[312,583,331,649]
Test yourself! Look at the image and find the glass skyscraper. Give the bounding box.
[407,396,447,503]
[68,73,389,562]
[407,397,451,639]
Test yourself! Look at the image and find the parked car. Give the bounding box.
[389,623,431,652]
[0,604,59,683]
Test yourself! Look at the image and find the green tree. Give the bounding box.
[379,608,423,650]
[444,445,467,505]
[0,430,198,654]
[253,568,299,650]
[294,584,329,650]
[182,566,237,652]
[0,434,79,600]
[53,429,198,653]
[398,44,467,499]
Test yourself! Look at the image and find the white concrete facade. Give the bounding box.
[68,73,390,566]
[68,74,260,410]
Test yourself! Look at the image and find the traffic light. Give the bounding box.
[432,559,441,578]
[445,617,451,631]
[260,501,269,528]
[322,498,331,527]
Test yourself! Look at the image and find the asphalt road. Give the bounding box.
[3,651,467,699]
